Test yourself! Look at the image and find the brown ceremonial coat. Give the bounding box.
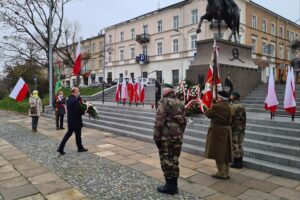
[204,101,235,163]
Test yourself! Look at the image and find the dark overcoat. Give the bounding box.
[67,95,84,130]
[55,96,66,115]
[205,101,234,163]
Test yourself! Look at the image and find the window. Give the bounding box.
[287,30,290,40]
[143,25,148,34]
[157,42,163,55]
[279,45,284,59]
[270,43,276,57]
[172,39,179,53]
[251,37,257,53]
[85,45,90,53]
[120,32,124,42]
[130,73,134,80]
[271,23,276,35]
[108,52,112,62]
[142,72,148,78]
[98,77,103,83]
[291,32,295,41]
[279,27,284,38]
[108,35,112,44]
[262,40,267,55]
[107,72,112,83]
[191,9,198,24]
[252,15,257,29]
[142,45,148,56]
[130,47,135,59]
[287,47,291,60]
[157,20,163,33]
[191,34,197,49]
[173,16,179,29]
[131,28,135,39]
[92,43,96,53]
[296,33,299,39]
[172,70,179,85]
[119,49,124,60]
[262,19,267,33]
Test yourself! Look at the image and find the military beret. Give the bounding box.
[231,92,240,99]
[163,83,174,89]
[218,91,229,99]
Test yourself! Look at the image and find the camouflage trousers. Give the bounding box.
[155,139,182,179]
[232,131,245,159]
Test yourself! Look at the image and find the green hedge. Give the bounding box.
[60,87,102,96]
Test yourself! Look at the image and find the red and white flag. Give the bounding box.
[284,67,296,114]
[73,41,81,75]
[140,78,145,103]
[121,78,127,102]
[115,79,121,102]
[264,67,278,112]
[9,77,29,102]
[128,78,134,104]
[134,82,139,104]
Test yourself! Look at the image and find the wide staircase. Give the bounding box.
[243,83,300,117]
[81,102,300,180]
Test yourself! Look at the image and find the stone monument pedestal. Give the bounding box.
[186,38,261,98]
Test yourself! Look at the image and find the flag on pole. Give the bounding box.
[264,67,278,113]
[200,41,222,112]
[73,41,81,75]
[115,79,121,102]
[140,78,145,103]
[54,66,62,94]
[134,82,139,104]
[128,78,134,104]
[9,77,29,102]
[121,78,127,102]
[284,67,296,114]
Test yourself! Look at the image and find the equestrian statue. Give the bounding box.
[196,0,240,43]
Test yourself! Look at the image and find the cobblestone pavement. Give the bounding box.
[0,110,300,200]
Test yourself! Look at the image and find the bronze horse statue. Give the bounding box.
[196,0,240,43]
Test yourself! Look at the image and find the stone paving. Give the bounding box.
[0,110,300,200]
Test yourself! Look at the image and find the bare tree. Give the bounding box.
[0,0,73,68]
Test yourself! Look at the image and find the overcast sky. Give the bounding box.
[65,0,300,38]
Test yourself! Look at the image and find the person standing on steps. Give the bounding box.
[155,80,162,110]
[29,90,43,132]
[54,90,66,130]
[57,87,88,155]
[154,83,187,195]
[230,92,246,168]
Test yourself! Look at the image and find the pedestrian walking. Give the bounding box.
[230,92,246,168]
[29,90,43,132]
[54,90,66,130]
[204,91,235,179]
[155,80,161,110]
[154,83,187,195]
[57,87,88,155]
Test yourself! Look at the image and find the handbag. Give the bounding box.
[30,106,37,115]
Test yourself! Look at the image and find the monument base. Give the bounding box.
[186,38,261,98]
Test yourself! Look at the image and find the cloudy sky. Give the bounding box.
[64,0,300,38]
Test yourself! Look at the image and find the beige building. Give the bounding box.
[59,34,105,87]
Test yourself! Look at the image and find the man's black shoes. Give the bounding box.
[78,148,88,152]
[57,149,66,155]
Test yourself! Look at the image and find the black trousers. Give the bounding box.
[31,116,39,130]
[58,128,84,151]
[56,114,64,128]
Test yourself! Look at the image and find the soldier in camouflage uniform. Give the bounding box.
[154,83,187,195]
[230,92,246,168]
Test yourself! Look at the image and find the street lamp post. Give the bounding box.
[174,29,187,82]
[49,0,53,107]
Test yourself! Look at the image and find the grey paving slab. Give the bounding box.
[237,189,281,200]
[271,187,300,200]
[242,178,279,193]
[210,181,248,197]
[1,184,39,200]
[0,122,199,200]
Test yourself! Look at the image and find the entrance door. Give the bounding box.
[156,71,162,83]
[172,70,179,85]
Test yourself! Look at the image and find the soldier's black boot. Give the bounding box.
[157,177,178,195]
[230,158,242,169]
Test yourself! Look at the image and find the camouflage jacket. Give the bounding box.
[154,92,187,141]
[231,100,246,134]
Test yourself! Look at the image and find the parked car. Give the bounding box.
[111,78,137,85]
[137,78,156,86]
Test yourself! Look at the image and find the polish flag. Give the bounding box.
[128,78,134,104]
[73,41,81,75]
[115,79,121,102]
[134,82,139,103]
[264,67,278,112]
[121,78,127,102]
[140,78,145,103]
[284,67,296,114]
[9,77,29,102]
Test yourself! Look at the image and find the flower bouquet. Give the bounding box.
[80,101,99,119]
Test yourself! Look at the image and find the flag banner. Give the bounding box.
[121,78,127,102]
[264,67,278,112]
[9,77,29,102]
[73,41,81,75]
[140,79,145,103]
[128,78,134,104]
[115,79,121,102]
[134,82,139,104]
[284,67,296,114]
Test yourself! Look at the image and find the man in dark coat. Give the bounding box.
[154,83,187,195]
[155,80,161,110]
[54,90,66,130]
[57,87,88,155]
[204,91,235,179]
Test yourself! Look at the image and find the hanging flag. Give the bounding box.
[115,79,121,102]
[73,41,81,75]
[200,41,222,112]
[134,82,140,104]
[121,78,127,102]
[140,78,145,103]
[128,78,134,104]
[54,65,62,94]
[264,67,279,113]
[9,77,29,102]
[284,67,296,114]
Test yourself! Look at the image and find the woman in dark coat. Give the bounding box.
[55,90,66,130]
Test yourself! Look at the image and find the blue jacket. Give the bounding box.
[67,95,84,129]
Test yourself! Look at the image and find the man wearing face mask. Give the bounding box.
[54,90,66,130]
[57,87,88,155]
[154,83,187,195]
